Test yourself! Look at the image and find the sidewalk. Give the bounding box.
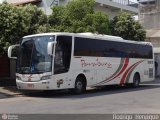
[0,93,11,99]
[0,86,22,99]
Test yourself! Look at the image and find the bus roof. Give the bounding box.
[23,32,152,46]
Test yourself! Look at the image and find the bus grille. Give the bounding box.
[149,68,153,78]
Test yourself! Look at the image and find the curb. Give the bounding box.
[0,86,22,97]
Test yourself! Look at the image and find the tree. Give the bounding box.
[20,4,48,34]
[65,0,95,21]
[83,12,110,34]
[110,12,146,41]
[0,3,47,54]
[0,3,20,54]
[48,0,110,34]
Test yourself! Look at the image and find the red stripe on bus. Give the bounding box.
[120,60,143,85]
[108,58,129,81]
[96,58,129,85]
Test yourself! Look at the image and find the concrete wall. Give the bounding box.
[0,55,16,86]
[94,4,121,19]
[146,38,160,47]
[10,59,16,80]
[139,12,160,29]
[38,0,71,15]
[139,0,160,29]
[95,0,138,14]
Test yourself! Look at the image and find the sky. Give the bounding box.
[0,0,4,3]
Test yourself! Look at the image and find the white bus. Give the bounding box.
[8,32,154,94]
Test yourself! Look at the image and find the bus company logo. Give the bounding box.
[28,75,33,81]
[81,58,112,68]
[2,114,8,120]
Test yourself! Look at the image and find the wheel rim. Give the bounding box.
[135,79,139,86]
[134,75,139,86]
[76,81,83,91]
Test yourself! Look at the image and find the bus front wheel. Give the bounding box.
[74,76,86,94]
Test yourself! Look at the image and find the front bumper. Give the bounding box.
[16,80,53,90]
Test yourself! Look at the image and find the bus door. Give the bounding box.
[53,36,72,89]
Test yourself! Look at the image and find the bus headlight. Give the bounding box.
[40,75,52,80]
[16,76,21,80]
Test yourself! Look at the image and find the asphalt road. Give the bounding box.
[0,83,160,114]
[0,93,9,99]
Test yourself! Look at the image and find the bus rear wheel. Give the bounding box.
[74,77,86,94]
[133,73,140,87]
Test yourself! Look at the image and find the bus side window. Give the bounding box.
[54,36,72,74]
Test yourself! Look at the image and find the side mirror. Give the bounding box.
[8,44,20,59]
[47,41,56,56]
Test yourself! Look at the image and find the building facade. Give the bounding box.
[5,0,138,18]
[138,0,160,47]
[138,0,160,77]
[139,0,160,29]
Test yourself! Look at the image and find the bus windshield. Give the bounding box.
[18,36,55,74]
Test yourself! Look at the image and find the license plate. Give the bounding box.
[27,84,34,88]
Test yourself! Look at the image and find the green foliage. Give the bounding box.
[0,3,47,54]
[48,6,65,26]
[83,12,110,34]
[110,12,146,41]
[65,0,95,20]
[48,0,110,34]
[20,4,48,35]
[0,0,147,55]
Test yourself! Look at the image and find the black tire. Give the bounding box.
[133,73,140,87]
[74,77,86,94]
